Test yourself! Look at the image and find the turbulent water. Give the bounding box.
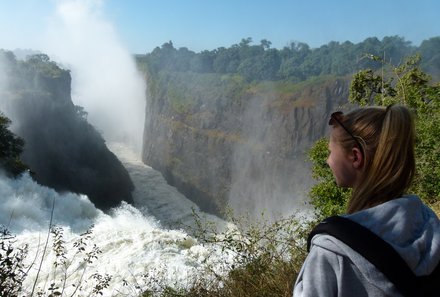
[2,143,234,296]
[109,143,227,229]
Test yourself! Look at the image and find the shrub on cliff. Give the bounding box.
[0,113,28,177]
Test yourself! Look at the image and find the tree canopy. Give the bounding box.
[137,36,440,83]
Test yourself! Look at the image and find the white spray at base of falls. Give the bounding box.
[108,142,228,230]
[3,144,235,296]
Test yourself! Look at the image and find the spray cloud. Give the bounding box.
[228,93,312,221]
[42,0,146,153]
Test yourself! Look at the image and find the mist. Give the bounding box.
[0,171,101,233]
[0,0,142,209]
[228,94,312,220]
[41,0,146,153]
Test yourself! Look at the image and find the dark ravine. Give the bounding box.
[142,71,350,216]
[0,52,134,210]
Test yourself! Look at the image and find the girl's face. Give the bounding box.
[327,128,358,188]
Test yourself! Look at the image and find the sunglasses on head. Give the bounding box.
[329,111,364,158]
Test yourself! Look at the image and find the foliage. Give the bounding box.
[167,85,195,115]
[0,226,28,296]
[24,54,66,78]
[140,210,312,297]
[418,37,440,79]
[309,55,440,217]
[137,35,440,83]
[308,139,351,219]
[0,224,113,296]
[0,113,28,177]
[349,54,440,204]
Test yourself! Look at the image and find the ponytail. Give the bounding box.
[335,105,416,213]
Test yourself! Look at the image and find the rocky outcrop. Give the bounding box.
[0,52,134,210]
[142,71,350,217]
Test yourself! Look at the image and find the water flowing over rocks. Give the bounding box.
[2,144,234,295]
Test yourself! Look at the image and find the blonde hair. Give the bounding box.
[333,105,415,213]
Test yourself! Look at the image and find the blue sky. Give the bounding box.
[1,0,439,54]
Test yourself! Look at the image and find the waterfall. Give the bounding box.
[4,143,233,296]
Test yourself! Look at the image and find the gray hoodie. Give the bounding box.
[293,195,440,297]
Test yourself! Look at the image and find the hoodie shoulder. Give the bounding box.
[346,195,440,275]
[300,234,402,296]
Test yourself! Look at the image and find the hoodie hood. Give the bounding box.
[345,195,440,276]
[296,195,440,297]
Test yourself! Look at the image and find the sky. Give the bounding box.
[1,0,439,54]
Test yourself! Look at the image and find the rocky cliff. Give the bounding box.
[0,52,134,210]
[142,71,350,218]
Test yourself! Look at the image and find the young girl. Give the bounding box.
[293,105,440,296]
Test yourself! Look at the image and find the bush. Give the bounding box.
[0,113,28,177]
[0,224,113,296]
[0,226,28,295]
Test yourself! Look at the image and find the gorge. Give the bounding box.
[1,32,439,295]
[141,70,350,218]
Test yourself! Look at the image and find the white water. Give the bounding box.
[109,143,227,230]
[3,144,234,296]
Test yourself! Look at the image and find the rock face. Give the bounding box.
[0,52,134,210]
[142,72,350,217]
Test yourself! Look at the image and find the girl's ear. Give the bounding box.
[352,147,364,169]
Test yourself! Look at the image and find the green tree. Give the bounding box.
[237,49,281,81]
[213,46,240,73]
[351,55,440,204]
[419,37,440,78]
[260,39,272,50]
[380,36,414,65]
[190,50,214,73]
[0,113,28,177]
[140,35,440,82]
[308,138,351,218]
[174,47,195,71]
[147,41,178,73]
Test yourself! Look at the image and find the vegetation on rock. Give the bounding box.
[0,113,28,177]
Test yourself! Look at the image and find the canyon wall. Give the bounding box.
[142,71,350,218]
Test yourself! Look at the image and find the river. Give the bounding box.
[3,143,233,296]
